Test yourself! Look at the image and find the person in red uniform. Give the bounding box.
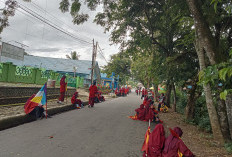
[124,87,127,96]
[136,89,138,95]
[139,87,141,95]
[127,87,129,95]
[98,91,105,102]
[145,89,148,98]
[119,87,122,96]
[89,81,98,108]
[115,88,118,95]
[144,99,153,121]
[143,124,165,157]
[71,92,83,109]
[141,88,145,99]
[58,75,67,104]
[151,90,155,100]
[135,104,146,121]
[162,127,194,157]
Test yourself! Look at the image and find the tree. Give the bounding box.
[186,0,232,144]
[0,0,17,34]
[2,0,232,144]
[102,53,131,85]
[66,51,80,60]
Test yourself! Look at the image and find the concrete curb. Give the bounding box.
[0,101,89,131]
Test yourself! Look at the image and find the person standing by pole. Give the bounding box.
[88,80,98,108]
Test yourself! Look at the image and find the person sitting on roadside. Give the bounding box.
[143,124,165,157]
[162,127,194,157]
[150,105,163,123]
[119,87,123,96]
[160,103,168,113]
[71,92,83,109]
[24,94,49,119]
[94,91,101,103]
[115,88,118,96]
[158,93,165,111]
[98,91,105,102]
[144,100,155,121]
[135,104,146,121]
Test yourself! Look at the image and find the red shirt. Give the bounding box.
[89,85,98,98]
[60,77,67,92]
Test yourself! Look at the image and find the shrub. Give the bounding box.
[225,142,232,154]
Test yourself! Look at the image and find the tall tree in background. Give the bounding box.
[186,0,232,143]
[66,51,80,60]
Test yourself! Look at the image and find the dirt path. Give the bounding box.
[159,109,230,157]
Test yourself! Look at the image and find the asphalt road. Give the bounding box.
[0,93,151,157]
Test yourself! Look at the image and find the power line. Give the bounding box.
[97,43,108,63]
[17,2,92,45]
[30,1,91,40]
[25,1,93,42]
[6,7,91,49]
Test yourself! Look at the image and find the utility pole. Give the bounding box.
[94,42,98,83]
[91,39,95,85]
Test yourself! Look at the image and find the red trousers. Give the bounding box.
[59,92,65,101]
[89,97,95,107]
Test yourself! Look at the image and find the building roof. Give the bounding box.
[0,55,99,76]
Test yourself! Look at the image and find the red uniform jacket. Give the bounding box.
[162,127,194,157]
[60,77,67,92]
[89,85,98,98]
[135,104,146,121]
[71,92,82,105]
[145,90,148,96]
[142,89,145,95]
[143,124,165,157]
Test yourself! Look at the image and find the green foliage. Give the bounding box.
[102,53,131,85]
[194,96,212,132]
[170,89,187,114]
[70,0,81,16]
[225,142,232,154]
[59,0,69,13]
[66,51,80,60]
[171,88,212,132]
[198,50,232,100]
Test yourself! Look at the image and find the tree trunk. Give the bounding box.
[185,82,197,120]
[165,82,172,108]
[217,97,231,142]
[226,94,232,139]
[172,82,177,112]
[194,36,224,144]
[154,84,159,102]
[186,0,218,64]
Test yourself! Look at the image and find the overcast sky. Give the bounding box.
[0,0,119,66]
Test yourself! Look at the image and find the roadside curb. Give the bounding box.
[0,101,89,131]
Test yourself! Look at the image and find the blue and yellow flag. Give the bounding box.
[31,83,47,106]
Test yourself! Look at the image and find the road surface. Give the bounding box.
[0,93,151,157]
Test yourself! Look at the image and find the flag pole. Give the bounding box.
[46,102,48,119]
[45,82,48,119]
